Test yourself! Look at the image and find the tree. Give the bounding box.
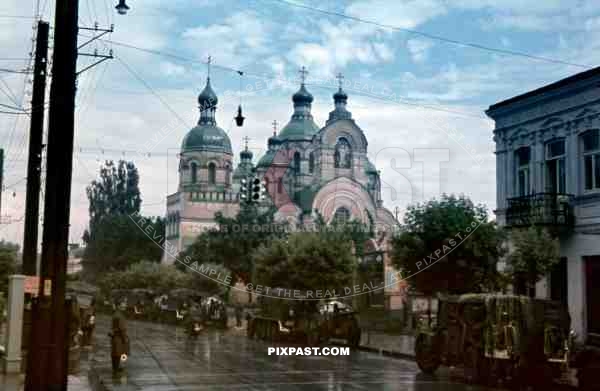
[0,241,19,294]
[82,214,164,276]
[82,160,163,277]
[253,231,356,310]
[390,194,505,299]
[83,160,141,242]
[180,203,287,284]
[97,260,227,297]
[506,227,559,297]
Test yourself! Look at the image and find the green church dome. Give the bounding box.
[181,124,232,154]
[278,118,319,140]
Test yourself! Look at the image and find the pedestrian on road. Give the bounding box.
[108,311,130,372]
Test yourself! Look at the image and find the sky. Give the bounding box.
[0,0,599,248]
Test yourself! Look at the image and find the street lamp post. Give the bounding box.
[24,1,129,389]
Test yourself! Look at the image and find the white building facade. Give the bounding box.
[487,67,600,344]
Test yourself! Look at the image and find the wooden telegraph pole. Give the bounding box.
[25,0,79,389]
[22,20,49,276]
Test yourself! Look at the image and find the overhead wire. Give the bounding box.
[265,0,592,70]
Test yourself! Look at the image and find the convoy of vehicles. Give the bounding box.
[414,294,574,387]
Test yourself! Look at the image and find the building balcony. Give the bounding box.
[506,193,574,228]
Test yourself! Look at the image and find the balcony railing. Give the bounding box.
[506,192,574,228]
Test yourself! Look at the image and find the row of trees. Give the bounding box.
[81,160,558,303]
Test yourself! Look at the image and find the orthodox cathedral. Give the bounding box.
[163,69,397,264]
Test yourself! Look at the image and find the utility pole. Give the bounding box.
[25,0,79,388]
[22,21,49,276]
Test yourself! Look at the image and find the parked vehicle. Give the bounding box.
[414,294,573,387]
[247,297,360,346]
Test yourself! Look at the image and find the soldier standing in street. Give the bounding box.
[109,311,130,372]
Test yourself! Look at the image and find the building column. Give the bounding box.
[566,126,578,195]
[2,275,25,374]
[496,150,507,210]
[534,139,545,193]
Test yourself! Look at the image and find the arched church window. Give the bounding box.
[309,152,315,173]
[334,138,352,168]
[293,152,301,173]
[333,207,351,225]
[278,178,283,194]
[208,162,216,185]
[191,162,198,183]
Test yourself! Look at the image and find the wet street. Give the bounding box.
[90,317,502,391]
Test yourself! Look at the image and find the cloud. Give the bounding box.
[287,20,394,78]
[406,38,433,63]
[160,61,186,76]
[182,11,271,68]
[346,0,447,29]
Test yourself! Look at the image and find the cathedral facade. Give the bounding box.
[163,73,397,264]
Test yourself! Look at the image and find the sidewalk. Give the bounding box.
[0,347,94,391]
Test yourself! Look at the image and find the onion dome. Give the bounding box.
[240,148,253,160]
[292,84,314,105]
[181,78,232,154]
[333,87,348,103]
[197,77,218,110]
[233,143,254,180]
[326,86,352,124]
[181,125,232,154]
[279,83,319,141]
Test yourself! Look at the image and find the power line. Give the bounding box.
[0,68,32,74]
[0,110,30,115]
[87,36,486,119]
[0,103,27,112]
[115,55,191,128]
[266,0,592,70]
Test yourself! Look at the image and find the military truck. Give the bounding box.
[415,294,573,387]
[247,296,360,346]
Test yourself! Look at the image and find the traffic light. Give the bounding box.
[251,177,267,203]
[240,178,248,203]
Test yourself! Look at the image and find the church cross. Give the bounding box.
[336,72,344,89]
[299,66,308,84]
[207,55,212,78]
[272,120,278,135]
[243,136,250,150]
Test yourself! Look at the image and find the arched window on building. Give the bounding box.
[264,177,270,196]
[191,162,198,183]
[334,138,352,168]
[309,152,315,173]
[208,162,216,185]
[277,178,283,194]
[332,207,351,225]
[293,152,301,173]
